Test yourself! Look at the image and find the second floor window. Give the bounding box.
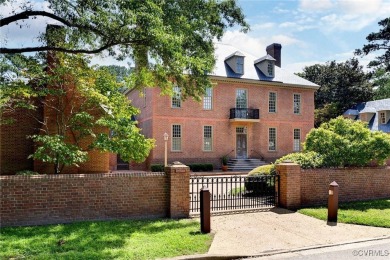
[172,86,181,108]
[203,126,213,151]
[172,125,181,151]
[268,128,276,151]
[380,112,386,124]
[236,89,247,108]
[269,92,277,113]
[294,94,301,114]
[293,129,301,152]
[203,88,213,110]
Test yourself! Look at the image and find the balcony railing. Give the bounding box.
[229,108,260,120]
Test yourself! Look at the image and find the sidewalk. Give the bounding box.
[170,208,390,259]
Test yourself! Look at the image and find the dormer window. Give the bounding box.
[236,57,244,74]
[380,112,386,124]
[224,51,245,75]
[254,54,276,78]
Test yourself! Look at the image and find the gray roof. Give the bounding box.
[343,109,359,116]
[224,51,245,60]
[211,43,319,89]
[254,54,276,64]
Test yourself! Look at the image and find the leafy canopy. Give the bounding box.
[1,0,249,99]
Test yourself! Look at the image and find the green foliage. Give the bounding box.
[355,17,390,72]
[304,116,390,167]
[1,0,249,100]
[297,59,373,126]
[15,170,39,176]
[0,219,212,259]
[275,152,324,169]
[188,164,213,172]
[248,164,276,176]
[371,68,390,100]
[151,164,164,172]
[29,135,88,174]
[221,156,229,165]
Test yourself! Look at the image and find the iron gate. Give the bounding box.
[190,175,279,213]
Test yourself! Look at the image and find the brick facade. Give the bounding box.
[276,163,390,209]
[0,164,190,227]
[128,79,315,170]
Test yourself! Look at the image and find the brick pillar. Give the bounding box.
[165,162,190,218]
[276,162,301,210]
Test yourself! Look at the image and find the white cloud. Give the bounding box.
[285,60,325,74]
[251,22,275,31]
[299,0,334,12]
[338,0,382,15]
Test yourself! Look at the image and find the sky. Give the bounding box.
[1,0,390,73]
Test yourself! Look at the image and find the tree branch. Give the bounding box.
[1,10,73,27]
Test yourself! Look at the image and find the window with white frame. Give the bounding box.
[236,89,247,108]
[172,86,181,108]
[268,128,276,151]
[267,61,273,76]
[269,92,277,113]
[172,125,181,151]
[293,94,301,114]
[236,57,244,74]
[203,126,212,151]
[203,88,213,110]
[380,112,386,124]
[293,129,301,152]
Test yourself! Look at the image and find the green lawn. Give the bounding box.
[0,218,212,260]
[298,199,390,228]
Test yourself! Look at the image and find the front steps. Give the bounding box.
[227,158,268,172]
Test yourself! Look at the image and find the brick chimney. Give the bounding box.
[266,43,282,67]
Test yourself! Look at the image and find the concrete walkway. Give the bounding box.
[207,208,390,257]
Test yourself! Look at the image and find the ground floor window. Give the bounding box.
[268,128,276,151]
[293,128,301,151]
[203,126,213,151]
[172,124,181,151]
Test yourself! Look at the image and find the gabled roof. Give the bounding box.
[254,54,276,64]
[210,43,319,89]
[224,51,245,61]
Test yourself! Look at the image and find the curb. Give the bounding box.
[164,236,390,260]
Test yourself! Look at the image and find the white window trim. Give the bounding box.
[171,124,182,152]
[269,91,277,113]
[293,93,301,115]
[171,86,181,108]
[268,127,277,152]
[293,128,301,152]
[203,87,213,110]
[203,125,213,152]
[236,88,248,109]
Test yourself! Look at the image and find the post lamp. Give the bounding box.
[163,133,169,167]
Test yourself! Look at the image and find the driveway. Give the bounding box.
[207,208,390,257]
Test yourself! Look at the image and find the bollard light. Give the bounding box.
[328,181,339,223]
[200,186,211,233]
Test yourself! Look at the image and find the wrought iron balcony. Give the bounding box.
[229,108,260,122]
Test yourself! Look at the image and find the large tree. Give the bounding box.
[1,0,249,97]
[297,58,373,126]
[355,17,390,72]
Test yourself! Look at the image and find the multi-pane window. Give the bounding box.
[203,88,213,110]
[236,57,244,74]
[203,126,212,151]
[380,112,386,124]
[293,129,301,152]
[268,128,276,151]
[269,92,277,113]
[172,125,181,151]
[293,94,301,114]
[236,89,247,108]
[172,86,181,108]
[267,61,273,76]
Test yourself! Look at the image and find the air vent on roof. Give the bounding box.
[224,51,245,75]
[254,55,276,78]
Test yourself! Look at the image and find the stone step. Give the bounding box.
[226,158,268,172]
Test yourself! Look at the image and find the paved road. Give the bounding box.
[251,238,390,260]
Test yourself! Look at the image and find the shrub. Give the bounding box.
[16,170,39,176]
[248,164,276,176]
[275,152,323,169]
[151,164,164,172]
[304,116,390,167]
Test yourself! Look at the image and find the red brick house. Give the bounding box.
[126,43,319,170]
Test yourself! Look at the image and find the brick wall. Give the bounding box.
[276,163,390,209]
[0,164,190,227]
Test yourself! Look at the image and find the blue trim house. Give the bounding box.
[343,98,390,133]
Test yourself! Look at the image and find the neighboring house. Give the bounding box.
[343,98,390,133]
[126,43,319,170]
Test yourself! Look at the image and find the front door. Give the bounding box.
[236,127,247,159]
